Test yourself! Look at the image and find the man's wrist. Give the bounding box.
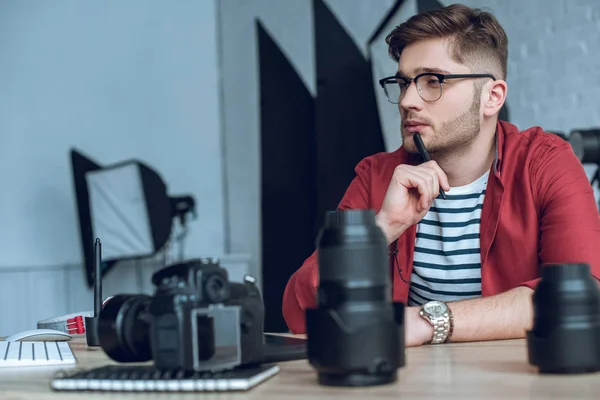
[375,212,409,245]
[407,306,434,345]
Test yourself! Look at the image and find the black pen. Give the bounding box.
[413,133,447,200]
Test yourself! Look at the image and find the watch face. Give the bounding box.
[424,301,447,317]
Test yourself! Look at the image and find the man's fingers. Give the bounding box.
[422,161,450,192]
[410,168,438,209]
[402,171,431,199]
[392,163,447,213]
[419,162,447,190]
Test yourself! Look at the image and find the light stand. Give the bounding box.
[169,195,197,261]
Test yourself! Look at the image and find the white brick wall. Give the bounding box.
[459,0,600,133]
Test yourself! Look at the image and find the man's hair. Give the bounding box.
[385,4,508,80]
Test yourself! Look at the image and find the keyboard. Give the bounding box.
[0,341,76,367]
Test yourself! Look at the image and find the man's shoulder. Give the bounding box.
[355,148,406,173]
[353,147,409,174]
[500,120,571,155]
[498,120,581,188]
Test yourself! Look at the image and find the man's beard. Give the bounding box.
[401,94,481,155]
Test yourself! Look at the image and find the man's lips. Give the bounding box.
[403,120,429,132]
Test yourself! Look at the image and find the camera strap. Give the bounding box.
[37,312,90,334]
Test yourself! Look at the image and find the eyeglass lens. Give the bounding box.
[383,74,442,103]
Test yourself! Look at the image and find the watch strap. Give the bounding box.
[429,313,451,344]
[447,306,454,341]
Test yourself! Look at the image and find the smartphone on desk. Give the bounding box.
[262,333,307,363]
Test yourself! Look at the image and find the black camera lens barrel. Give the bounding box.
[317,210,391,286]
[527,263,600,374]
[306,209,405,387]
[568,129,600,164]
[98,294,153,363]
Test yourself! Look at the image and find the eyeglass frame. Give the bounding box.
[378,72,497,103]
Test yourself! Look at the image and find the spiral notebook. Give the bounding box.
[50,363,280,392]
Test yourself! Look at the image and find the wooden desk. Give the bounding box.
[0,336,598,399]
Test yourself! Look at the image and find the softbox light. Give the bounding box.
[70,149,194,288]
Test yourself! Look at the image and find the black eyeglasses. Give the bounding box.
[378,72,496,103]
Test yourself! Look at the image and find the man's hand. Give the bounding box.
[375,161,450,244]
[404,306,434,346]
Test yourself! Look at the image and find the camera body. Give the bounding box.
[98,258,264,372]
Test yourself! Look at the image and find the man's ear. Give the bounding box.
[483,79,507,118]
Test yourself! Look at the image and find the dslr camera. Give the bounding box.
[97,258,264,372]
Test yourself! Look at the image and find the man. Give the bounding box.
[282,4,600,346]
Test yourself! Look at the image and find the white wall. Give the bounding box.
[0,0,225,268]
[458,0,600,132]
[0,0,247,335]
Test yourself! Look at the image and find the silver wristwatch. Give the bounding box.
[419,301,453,344]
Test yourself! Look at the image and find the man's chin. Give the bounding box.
[402,143,419,154]
[401,132,420,153]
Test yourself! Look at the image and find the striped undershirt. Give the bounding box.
[407,170,489,307]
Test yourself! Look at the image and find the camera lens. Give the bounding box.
[568,129,600,164]
[98,294,153,363]
[527,263,600,373]
[306,209,405,387]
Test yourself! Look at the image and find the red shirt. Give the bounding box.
[282,120,600,334]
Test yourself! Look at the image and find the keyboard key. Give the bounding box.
[33,342,46,361]
[20,342,33,361]
[0,341,76,367]
[0,342,7,359]
[46,342,62,361]
[6,342,21,360]
[57,342,75,360]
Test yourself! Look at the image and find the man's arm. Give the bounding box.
[527,137,600,285]
[282,158,375,333]
[406,286,533,346]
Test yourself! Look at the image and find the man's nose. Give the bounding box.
[399,82,423,112]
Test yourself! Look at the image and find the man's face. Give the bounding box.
[398,38,482,154]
